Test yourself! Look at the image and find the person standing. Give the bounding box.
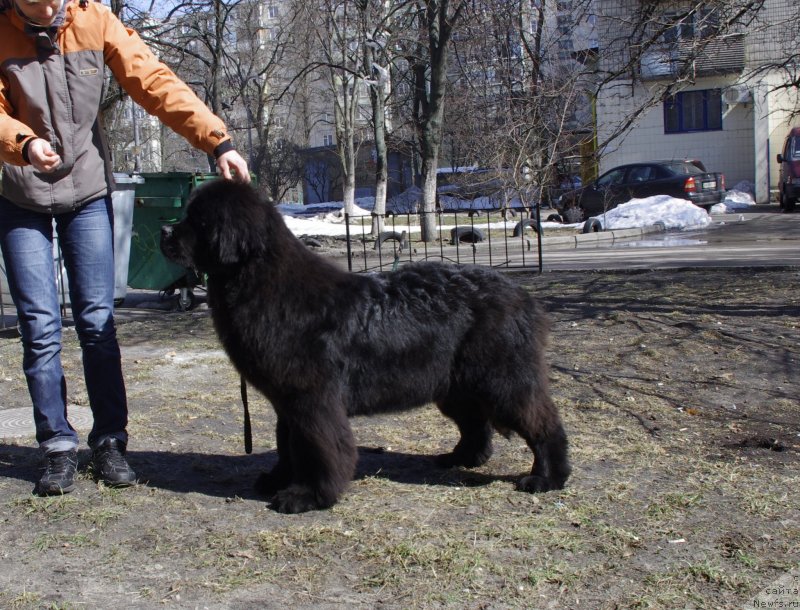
[0,0,250,495]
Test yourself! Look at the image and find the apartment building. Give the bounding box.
[591,0,798,203]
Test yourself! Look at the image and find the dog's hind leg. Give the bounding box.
[507,396,570,493]
[270,400,357,514]
[435,397,493,469]
[255,416,293,495]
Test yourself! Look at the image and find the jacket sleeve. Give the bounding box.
[100,6,233,157]
[0,79,36,166]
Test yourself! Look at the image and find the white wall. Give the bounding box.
[760,75,800,193]
[596,76,757,195]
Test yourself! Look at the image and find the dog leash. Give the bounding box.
[240,376,252,454]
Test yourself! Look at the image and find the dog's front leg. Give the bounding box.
[255,416,293,495]
[270,398,357,514]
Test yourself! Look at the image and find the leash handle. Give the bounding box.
[240,376,252,454]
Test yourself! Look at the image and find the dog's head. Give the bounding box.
[160,179,270,273]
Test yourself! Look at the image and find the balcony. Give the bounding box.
[639,32,745,80]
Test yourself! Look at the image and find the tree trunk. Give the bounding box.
[367,67,388,236]
[420,156,438,240]
[413,0,465,241]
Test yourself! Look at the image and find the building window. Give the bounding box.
[556,14,572,27]
[662,8,719,43]
[267,5,278,19]
[664,89,722,133]
[323,134,334,147]
[662,12,694,43]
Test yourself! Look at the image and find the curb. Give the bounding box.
[540,223,666,249]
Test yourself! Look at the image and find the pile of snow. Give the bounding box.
[590,195,712,231]
[713,188,756,214]
[278,199,373,218]
[730,180,756,197]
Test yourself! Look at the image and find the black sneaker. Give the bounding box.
[91,438,137,487]
[35,449,78,496]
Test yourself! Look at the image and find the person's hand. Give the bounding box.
[216,149,251,183]
[27,138,62,173]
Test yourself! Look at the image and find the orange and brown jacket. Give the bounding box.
[0,0,234,213]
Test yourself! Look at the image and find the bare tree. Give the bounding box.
[310,0,368,215]
[357,0,391,233]
[431,0,590,217]
[404,0,469,241]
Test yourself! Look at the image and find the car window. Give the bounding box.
[627,166,655,182]
[790,137,800,160]
[596,168,627,187]
[652,165,672,179]
[666,161,703,175]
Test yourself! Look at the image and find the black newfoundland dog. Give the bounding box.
[160,179,570,513]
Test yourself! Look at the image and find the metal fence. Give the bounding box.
[343,205,549,273]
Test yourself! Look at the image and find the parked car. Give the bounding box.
[556,160,726,223]
[776,126,800,212]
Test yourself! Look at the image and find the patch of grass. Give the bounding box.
[33,531,98,553]
[680,559,750,593]
[525,560,580,589]
[8,495,81,521]
[7,590,42,609]
[645,491,705,519]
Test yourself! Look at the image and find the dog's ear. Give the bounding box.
[186,180,271,268]
[214,215,266,265]
[210,185,269,266]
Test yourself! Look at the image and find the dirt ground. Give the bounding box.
[0,266,798,609]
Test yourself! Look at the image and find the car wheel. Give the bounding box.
[546,213,564,223]
[562,206,584,224]
[582,218,602,233]
[449,226,485,245]
[374,231,408,251]
[512,218,538,237]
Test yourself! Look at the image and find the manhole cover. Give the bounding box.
[0,406,93,439]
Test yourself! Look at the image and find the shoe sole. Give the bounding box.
[34,483,75,497]
[101,480,136,488]
[96,476,137,488]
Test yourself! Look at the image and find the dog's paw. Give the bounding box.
[516,474,565,493]
[271,486,335,514]
[254,468,291,496]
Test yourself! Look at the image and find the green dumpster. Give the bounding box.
[128,172,217,304]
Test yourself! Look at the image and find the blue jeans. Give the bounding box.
[0,196,128,454]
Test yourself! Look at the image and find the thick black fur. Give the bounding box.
[160,180,570,513]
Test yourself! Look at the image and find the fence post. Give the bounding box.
[345,213,353,272]
[535,199,543,274]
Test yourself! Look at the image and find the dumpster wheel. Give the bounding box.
[177,288,196,311]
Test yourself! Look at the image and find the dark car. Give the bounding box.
[556,160,726,223]
[776,126,800,212]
